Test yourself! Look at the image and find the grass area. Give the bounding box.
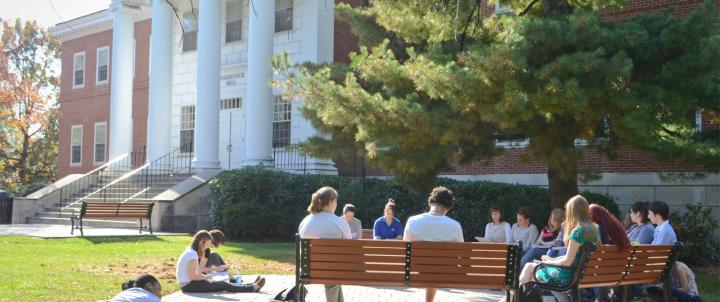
[696,273,720,300]
[0,236,295,302]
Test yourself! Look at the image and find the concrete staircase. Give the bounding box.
[27,173,192,228]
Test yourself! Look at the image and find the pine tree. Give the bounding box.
[274,0,720,208]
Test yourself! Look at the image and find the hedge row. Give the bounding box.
[208,166,619,241]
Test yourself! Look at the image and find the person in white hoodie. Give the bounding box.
[403,186,464,302]
[298,186,352,302]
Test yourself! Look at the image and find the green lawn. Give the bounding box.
[0,236,295,302]
[696,272,720,301]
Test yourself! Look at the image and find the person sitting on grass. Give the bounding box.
[519,195,601,285]
[373,198,404,240]
[342,204,363,239]
[478,206,512,243]
[403,186,464,302]
[520,208,564,268]
[198,230,247,283]
[108,274,162,302]
[647,261,702,302]
[176,230,265,293]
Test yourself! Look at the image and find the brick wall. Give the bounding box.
[57,19,151,178]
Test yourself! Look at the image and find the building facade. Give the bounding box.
[51,0,718,219]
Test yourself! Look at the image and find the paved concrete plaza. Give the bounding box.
[163,274,557,302]
[0,224,186,238]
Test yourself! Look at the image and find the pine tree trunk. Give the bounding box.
[547,164,579,210]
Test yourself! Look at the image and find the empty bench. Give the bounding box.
[531,243,682,302]
[295,237,522,302]
[71,202,154,236]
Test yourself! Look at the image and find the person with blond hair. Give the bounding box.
[403,186,464,302]
[298,187,352,302]
[520,208,565,267]
[519,195,601,284]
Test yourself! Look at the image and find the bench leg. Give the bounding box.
[149,217,153,235]
[662,279,672,302]
[139,219,143,234]
[79,217,84,236]
[70,217,75,235]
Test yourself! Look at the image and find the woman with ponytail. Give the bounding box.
[298,186,352,302]
[108,274,161,302]
[373,198,404,240]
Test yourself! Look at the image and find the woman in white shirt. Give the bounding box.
[298,187,352,302]
[479,206,512,243]
[176,230,265,293]
[403,186,464,302]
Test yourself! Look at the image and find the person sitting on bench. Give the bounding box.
[403,186,464,302]
[176,230,265,293]
[519,195,601,285]
[108,274,162,302]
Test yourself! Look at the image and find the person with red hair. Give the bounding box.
[589,204,631,251]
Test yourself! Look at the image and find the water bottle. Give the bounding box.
[235,271,242,284]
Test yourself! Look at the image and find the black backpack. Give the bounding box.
[272,285,306,302]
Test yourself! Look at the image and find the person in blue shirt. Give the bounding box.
[373,198,403,240]
[648,201,677,245]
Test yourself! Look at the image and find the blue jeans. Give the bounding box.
[521,247,550,268]
[672,288,702,302]
[546,247,567,257]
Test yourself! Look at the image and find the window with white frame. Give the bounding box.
[275,0,293,33]
[495,132,529,148]
[96,47,109,84]
[272,95,291,148]
[182,11,198,52]
[575,116,611,145]
[226,0,242,42]
[220,97,242,110]
[71,125,83,164]
[180,106,195,153]
[94,123,107,164]
[73,52,85,88]
[695,109,703,132]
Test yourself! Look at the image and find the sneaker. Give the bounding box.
[253,277,266,292]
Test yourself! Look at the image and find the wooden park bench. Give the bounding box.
[71,202,154,236]
[530,243,682,302]
[295,237,522,302]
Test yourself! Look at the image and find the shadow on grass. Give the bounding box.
[220,241,295,265]
[78,235,168,244]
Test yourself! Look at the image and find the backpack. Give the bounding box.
[272,284,306,302]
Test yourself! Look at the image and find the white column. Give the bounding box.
[108,0,136,160]
[192,0,222,170]
[242,0,275,167]
[145,0,173,163]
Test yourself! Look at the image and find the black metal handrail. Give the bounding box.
[58,146,146,215]
[90,143,193,203]
[273,144,307,174]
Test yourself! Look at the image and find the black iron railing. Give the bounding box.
[60,147,192,212]
[273,144,307,174]
[58,146,146,215]
[94,143,193,203]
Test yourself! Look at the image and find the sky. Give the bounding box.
[0,0,111,28]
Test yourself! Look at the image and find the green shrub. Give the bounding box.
[670,204,720,266]
[209,167,619,240]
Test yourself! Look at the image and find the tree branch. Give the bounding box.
[519,0,540,16]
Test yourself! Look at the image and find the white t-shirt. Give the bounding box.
[403,213,464,242]
[108,288,161,302]
[298,212,352,239]
[176,248,199,288]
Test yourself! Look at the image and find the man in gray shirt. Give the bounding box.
[342,204,363,239]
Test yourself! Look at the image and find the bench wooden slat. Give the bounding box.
[307,278,406,288]
[618,278,660,286]
[631,258,669,265]
[634,245,674,251]
[310,254,405,264]
[584,266,629,275]
[310,261,406,272]
[312,246,405,255]
[411,264,508,275]
[310,270,406,282]
[311,239,405,248]
[408,281,505,290]
[412,256,508,266]
[412,242,511,251]
[581,274,627,284]
[411,272,505,285]
[587,259,628,267]
[412,248,507,258]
